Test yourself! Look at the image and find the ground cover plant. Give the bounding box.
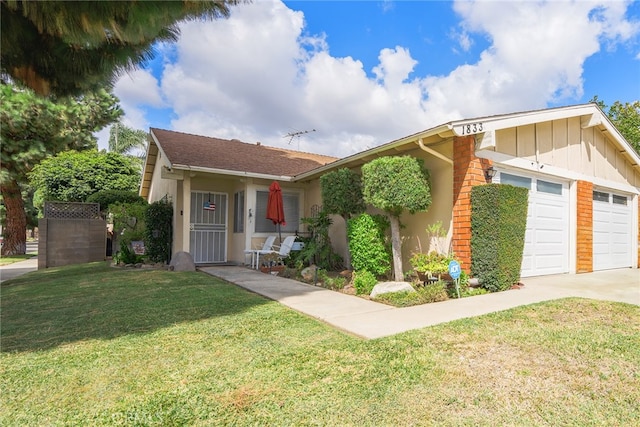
[2,263,639,426]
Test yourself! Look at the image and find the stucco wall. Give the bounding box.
[308,144,457,274]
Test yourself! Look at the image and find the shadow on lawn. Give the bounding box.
[0,262,270,353]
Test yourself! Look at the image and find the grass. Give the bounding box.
[2,262,639,426]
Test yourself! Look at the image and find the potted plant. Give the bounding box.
[259,252,286,275]
[410,251,453,283]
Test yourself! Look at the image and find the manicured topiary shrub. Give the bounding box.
[347,213,391,277]
[471,184,528,292]
[361,156,431,281]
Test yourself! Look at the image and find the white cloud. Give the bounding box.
[103,0,639,157]
[114,69,165,108]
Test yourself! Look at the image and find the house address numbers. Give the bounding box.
[458,122,484,135]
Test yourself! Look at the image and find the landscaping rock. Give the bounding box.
[169,251,196,272]
[301,265,319,281]
[370,281,415,298]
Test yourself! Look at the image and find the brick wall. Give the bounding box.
[576,180,593,273]
[452,135,492,272]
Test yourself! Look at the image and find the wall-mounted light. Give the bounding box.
[484,166,497,182]
[248,208,253,218]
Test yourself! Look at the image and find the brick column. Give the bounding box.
[576,180,593,273]
[452,136,492,273]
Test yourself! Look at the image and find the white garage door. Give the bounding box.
[498,172,569,277]
[593,191,632,271]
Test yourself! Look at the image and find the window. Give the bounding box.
[537,180,562,195]
[500,173,531,189]
[612,194,627,205]
[255,190,300,233]
[593,191,609,203]
[233,191,244,233]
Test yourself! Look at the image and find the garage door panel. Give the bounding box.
[521,187,568,276]
[535,253,567,270]
[593,192,632,271]
[535,230,565,244]
[611,244,629,256]
[534,204,565,219]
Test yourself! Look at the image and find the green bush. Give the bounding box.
[316,269,347,290]
[410,251,452,276]
[445,270,479,298]
[144,198,173,264]
[471,184,528,292]
[373,282,448,307]
[117,241,143,265]
[86,190,144,213]
[110,201,148,245]
[347,213,391,276]
[353,270,377,295]
[294,211,343,270]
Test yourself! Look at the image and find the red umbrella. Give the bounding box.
[266,181,286,242]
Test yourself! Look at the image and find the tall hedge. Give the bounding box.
[144,198,173,263]
[347,213,391,277]
[471,184,528,292]
[86,190,144,213]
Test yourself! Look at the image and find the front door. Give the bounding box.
[190,191,227,264]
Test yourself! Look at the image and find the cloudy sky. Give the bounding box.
[97,0,640,158]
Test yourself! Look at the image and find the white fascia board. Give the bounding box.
[293,124,454,181]
[476,149,640,195]
[451,104,597,137]
[149,129,172,169]
[170,164,295,182]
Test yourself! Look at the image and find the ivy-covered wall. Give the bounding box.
[471,184,529,292]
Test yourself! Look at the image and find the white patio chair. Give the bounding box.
[257,235,297,269]
[244,235,277,269]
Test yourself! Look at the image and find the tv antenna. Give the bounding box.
[284,129,316,149]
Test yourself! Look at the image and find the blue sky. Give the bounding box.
[99,0,640,157]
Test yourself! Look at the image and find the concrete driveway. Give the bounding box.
[521,268,639,306]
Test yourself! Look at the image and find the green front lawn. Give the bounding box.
[1,262,639,426]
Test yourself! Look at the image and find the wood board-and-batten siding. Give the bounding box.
[494,118,640,187]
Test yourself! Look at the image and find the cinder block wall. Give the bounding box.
[38,218,106,269]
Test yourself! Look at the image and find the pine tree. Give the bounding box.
[1,1,239,96]
[0,84,121,255]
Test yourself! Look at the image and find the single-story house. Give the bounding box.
[141,103,640,277]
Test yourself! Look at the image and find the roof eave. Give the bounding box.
[171,164,295,182]
[449,103,598,136]
[294,124,455,181]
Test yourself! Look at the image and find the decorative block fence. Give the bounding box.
[38,202,107,269]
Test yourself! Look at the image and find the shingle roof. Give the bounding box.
[150,128,338,177]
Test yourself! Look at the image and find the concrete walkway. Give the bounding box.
[200,266,640,339]
[0,257,38,283]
